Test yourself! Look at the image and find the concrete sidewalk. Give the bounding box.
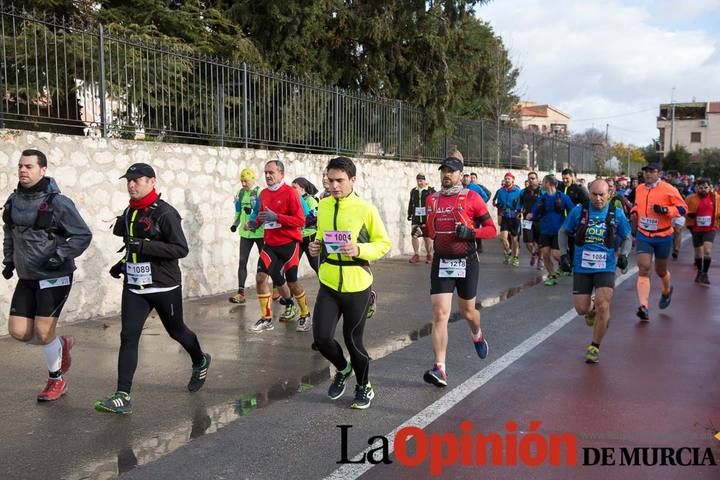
[0,241,547,479]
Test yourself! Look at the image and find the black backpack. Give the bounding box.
[574,203,617,249]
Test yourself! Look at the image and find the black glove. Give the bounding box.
[109,261,126,279]
[617,254,628,272]
[407,215,413,222]
[246,220,259,231]
[2,262,13,280]
[305,214,317,229]
[653,205,669,214]
[258,209,278,223]
[45,254,64,271]
[230,224,238,233]
[455,224,476,240]
[559,254,572,273]
[126,239,143,256]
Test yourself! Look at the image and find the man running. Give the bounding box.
[308,157,391,409]
[246,160,310,331]
[560,168,590,273]
[422,157,497,387]
[629,162,687,322]
[95,163,210,414]
[520,171,542,268]
[229,168,264,305]
[495,172,523,266]
[3,149,92,401]
[559,180,631,364]
[528,175,576,286]
[685,177,719,284]
[407,173,434,264]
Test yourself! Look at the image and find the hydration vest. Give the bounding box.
[574,203,617,249]
[537,191,564,218]
[426,189,474,239]
[2,192,60,235]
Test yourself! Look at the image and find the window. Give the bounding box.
[691,132,702,143]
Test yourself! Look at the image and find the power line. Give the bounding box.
[572,107,657,123]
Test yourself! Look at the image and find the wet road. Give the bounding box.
[1,241,553,479]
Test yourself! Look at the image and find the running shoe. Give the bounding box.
[537,257,545,270]
[365,290,377,320]
[425,254,433,264]
[700,272,711,285]
[584,308,596,327]
[188,353,211,392]
[557,268,572,277]
[37,377,67,402]
[423,365,448,387]
[409,254,420,264]
[251,318,274,332]
[328,364,353,400]
[473,335,489,359]
[585,345,600,364]
[511,256,520,267]
[636,305,650,322]
[659,286,673,309]
[530,253,537,266]
[229,290,246,304]
[271,288,281,301]
[94,391,132,415]
[296,315,312,332]
[60,335,74,374]
[279,303,299,322]
[351,384,375,409]
[503,253,511,264]
[544,275,558,286]
[695,271,702,283]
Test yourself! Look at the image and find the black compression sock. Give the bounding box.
[703,257,712,273]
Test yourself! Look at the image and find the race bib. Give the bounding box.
[39,276,71,289]
[639,216,658,231]
[324,230,352,254]
[696,216,712,227]
[522,220,533,230]
[580,251,607,270]
[126,262,153,286]
[415,207,427,216]
[439,258,467,278]
[672,216,686,227]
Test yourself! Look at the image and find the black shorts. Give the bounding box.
[522,221,540,244]
[258,241,301,286]
[430,255,479,300]
[538,234,559,250]
[572,272,616,295]
[10,275,73,318]
[692,231,716,248]
[500,217,521,236]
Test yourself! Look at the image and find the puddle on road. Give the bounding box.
[69,275,544,479]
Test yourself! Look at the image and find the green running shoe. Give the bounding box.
[585,345,600,364]
[328,364,353,400]
[188,353,211,392]
[544,275,558,286]
[511,256,520,267]
[94,391,132,415]
[279,303,299,322]
[351,383,375,410]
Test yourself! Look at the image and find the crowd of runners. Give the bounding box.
[2,148,718,412]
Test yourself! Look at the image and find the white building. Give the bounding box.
[657,101,720,156]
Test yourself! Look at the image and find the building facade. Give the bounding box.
[657,101,720,156]
[515,101,571,136]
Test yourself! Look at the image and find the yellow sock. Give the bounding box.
[258,293,272,319]
[294,291,309,317]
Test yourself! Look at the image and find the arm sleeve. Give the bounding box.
[470,194,496,239]
[3,222,12,265]
[407,190,414,218]
[561,205,580,233]
[54,196,93,261]
[356,205,391,262]
[249,195,260,223]
[141,210,189,259]
[558,227,569,254]
[276,189,305,228]
[616,210,631,239]
[232,191,242,227]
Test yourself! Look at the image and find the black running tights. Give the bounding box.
[238,237,264,289]
[118,288,204,393]
[312,284,371,385]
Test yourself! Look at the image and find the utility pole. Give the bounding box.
[669,86,676,154]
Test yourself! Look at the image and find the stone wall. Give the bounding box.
[0,130,593,335]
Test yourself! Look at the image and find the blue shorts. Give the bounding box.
[636,233,673,260]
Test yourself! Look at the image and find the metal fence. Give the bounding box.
[0,6,597,172]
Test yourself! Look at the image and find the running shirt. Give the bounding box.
[630,181,688,238]
[251,183,305,246]
[233,186,264,239]
[563,204,630,274]
[686,192,720,233]
[531,192,576,236]
[494,185,523,217]
[520,187,542,217]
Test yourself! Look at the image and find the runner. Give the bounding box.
[629,162,688,322]
[494,172,523,266]
[685,177,720,284]
[245,160,310,331]
[2,149,92,401]
[308,156,391,409]
[291,177,320,276]
[528,175,576,286]
[560,168,590,273]
[519,171,542,268]
[559,179,631,364]
[422,157,497,388]
[95,163,210,414]
[407,173,434,264]
[229,168,263,305]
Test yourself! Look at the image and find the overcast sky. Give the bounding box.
[477,0,720,147]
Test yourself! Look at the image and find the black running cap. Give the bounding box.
[641,162,661,171]
[120,163,156,180]
[439,157,464,172]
